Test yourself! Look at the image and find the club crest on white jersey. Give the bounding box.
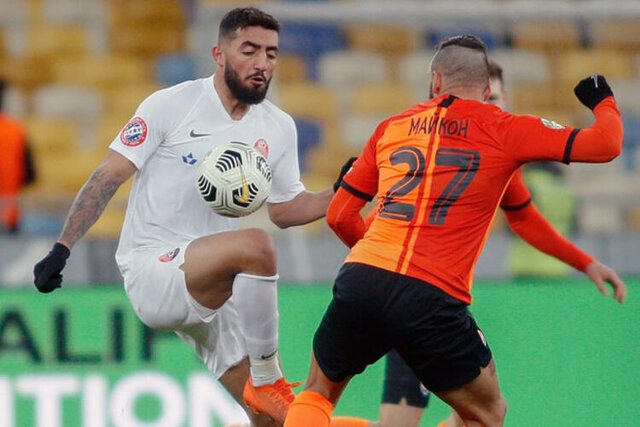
[120,117,148,147]
[254,138,269,157]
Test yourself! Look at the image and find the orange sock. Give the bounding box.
[330,417,369,427]
[284,390,333,427]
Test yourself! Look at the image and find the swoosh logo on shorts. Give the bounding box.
[190,130,211,138]
[234,166,250,203]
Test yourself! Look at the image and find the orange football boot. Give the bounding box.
[243,377,301,423]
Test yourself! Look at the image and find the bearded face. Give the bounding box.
[224,55,272,105]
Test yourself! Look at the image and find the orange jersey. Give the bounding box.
[500,169,531,209]
[0,114,27,229]
[337,94,620,304]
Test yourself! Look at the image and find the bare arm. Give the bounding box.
[267,188,334,229]
[58,150,137,249]
[504,202,626,304]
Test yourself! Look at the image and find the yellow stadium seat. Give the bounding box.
[301,172,333,193]
[274,53,309,83]
[97,114,130,148]
[277,82,339,122]
[591,20,640,51]
[52,55,151,91]
[102,83,163,118]
[0,57,52,93]
[0,31,5,60]
[109,0,185,27]
[86,205,127,238]
[25,116,77,156]
[351,82,414,115]
[110,24,186,58]
[306,142,360,178]
[34,148,106,194]
[27,24,88,59]
[26,0,43,23]
[345,24,418,56]
[552,49,633,84]
[511,82,582,112]
[511,20,582,50]
[86,180,132,238]
[276,82,346,156]
[629,207,640,231]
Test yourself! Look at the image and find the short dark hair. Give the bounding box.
[218,7,280,41]
[435,34,488,54]
[488,60,503,84]
[431,34,489,91]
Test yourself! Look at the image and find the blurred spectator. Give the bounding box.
[0,79,35,233]
[487,62,578,277]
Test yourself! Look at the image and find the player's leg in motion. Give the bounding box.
[284,353,352,427]
[181,227,295,423]
[376,348,429,427]
[219,358,281,426]
[433,359,506,427]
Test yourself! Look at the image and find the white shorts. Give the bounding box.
[121,242,248,379]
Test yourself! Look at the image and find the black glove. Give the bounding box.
[333,157,357,192]
[574,75,614,110]
[33,243,70,293]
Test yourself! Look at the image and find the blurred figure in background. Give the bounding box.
[487,61,580,278]
[0,79,35,234]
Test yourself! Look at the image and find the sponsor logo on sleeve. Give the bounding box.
[541,118,565,130]
[120,117,148,147]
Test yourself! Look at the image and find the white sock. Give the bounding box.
[233,272,283,386]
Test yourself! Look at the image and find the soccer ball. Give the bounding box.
[196,141,272,217]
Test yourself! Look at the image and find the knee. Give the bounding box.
[242,228,277,276]
[489,395,507,425]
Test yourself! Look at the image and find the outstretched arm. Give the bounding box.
[503,202,626,303]
[268,157,357,229]
[34,150,136,293]
[267,188,334,229]
[58,150,137,249]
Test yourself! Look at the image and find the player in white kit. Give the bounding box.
[33,8,340,425]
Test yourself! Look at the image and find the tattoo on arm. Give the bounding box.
[59,168,121,247]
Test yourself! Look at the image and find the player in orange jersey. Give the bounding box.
[284,35,625,427]
[0,79,33,233]
[329,60,627,427]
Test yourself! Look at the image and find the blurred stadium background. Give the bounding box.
[0,0,638,426]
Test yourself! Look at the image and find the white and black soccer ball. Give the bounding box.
[196,141,272,217]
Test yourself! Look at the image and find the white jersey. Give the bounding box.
[109,75,305,271]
